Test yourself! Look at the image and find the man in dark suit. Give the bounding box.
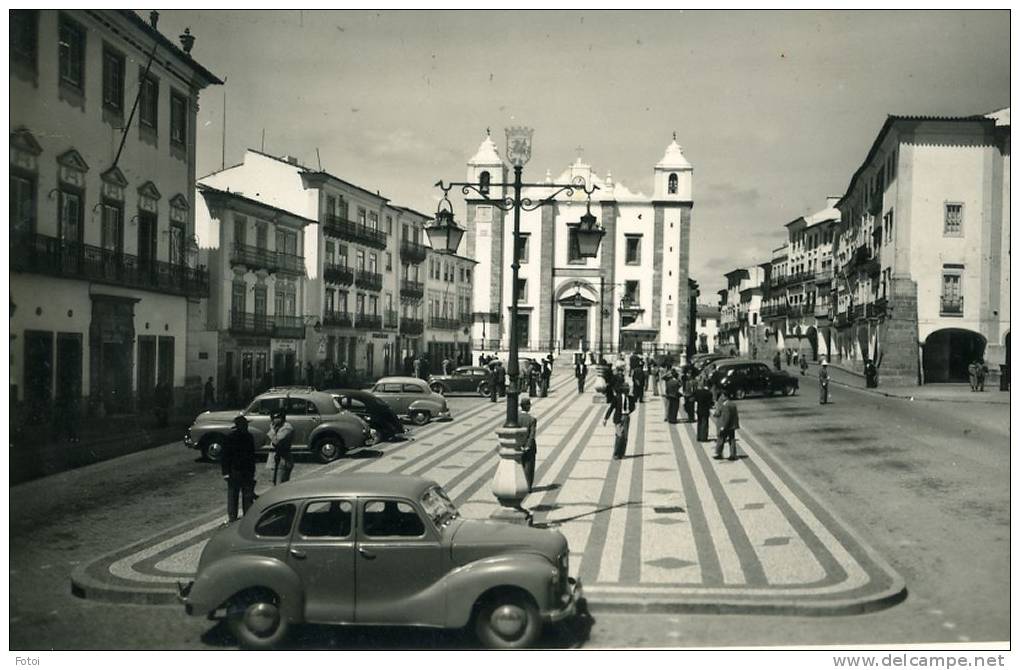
[603,381,636,460]
[712,389,741,461]
[518,396,538,491]
[664,372,681,424]
[632,364,646,403]
[694,381,715,442]
[575,361,587,394]
[222,415,257,521]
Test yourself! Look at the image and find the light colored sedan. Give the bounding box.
[371,376,451,426]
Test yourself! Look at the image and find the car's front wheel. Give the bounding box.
[410,410,430,426]
[474,590,542,649]
[313,435,345,463]
[477,381,491,397]
[201,436,226,462]
[225,588,289,650]
[782,385,793,396]
[734,388,747,400]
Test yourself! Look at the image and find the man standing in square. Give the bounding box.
[712,388,740,461]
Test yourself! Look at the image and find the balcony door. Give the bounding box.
[137,211,157,273]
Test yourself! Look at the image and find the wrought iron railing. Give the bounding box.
[323,263,354,286]
[355,270,383,292]
[229,311,273,336]
[400,280,424,300]
[355,313,382,330]
[940,296,963,315]
[11,232,208,298]
[230,242,305,275]
[429,316,460,330]
[323,310,353,328]
[321,214,388,250]
[400,239,427,264]
[273,315,306,339]
[400,318,424,335]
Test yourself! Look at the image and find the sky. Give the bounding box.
[156,9,1009,297]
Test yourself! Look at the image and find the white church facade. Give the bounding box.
[464,134,695,358]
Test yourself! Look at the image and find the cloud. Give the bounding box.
[697,181,762,208]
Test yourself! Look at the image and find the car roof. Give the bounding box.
[323,388,374,397]
[374,376,427,385]
[456,366,487,371]
[715,359,763,368]
[255,474,438,507]
[255,389,335,400]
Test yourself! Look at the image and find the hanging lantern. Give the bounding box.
[425,197,465,255]
[567,201,604,259]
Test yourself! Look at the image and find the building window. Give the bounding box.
[700,318,707,327]
[402,223,409,242]
[169,223,186,265]
[325,241,335,266]
[369,295,379,316]
[625,235,641,264]
[385,215,393,234]
[170,91,188,147]
[325,288,335,313]
[338,290,349,313]
[516,278,527,303]
[368,253,378,274]
[516,313,530,347]
[58,189,83,244]
[11,10,38,71]
[385,252,392,271]
[256,222,268,249]
[100,201,123,253]
[624,280,640,305]
[567,229,585,264]
[139,73,159,130]
[884,209,894,245]
[102,46,126,114]
[517,233,530,263]
[58,15,86,90]
[356,250,366,271]
[941,269,963,316]
[356,293,366,316]
[358,208,367,226]
[231,281,247,314]
[233,216,248,246]
[11,174,37,237]
[339,244,348,267]
[368,211,378,231]
[944,203,963,237]
[668,173,678,195]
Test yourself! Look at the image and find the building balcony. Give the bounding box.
[323,263,354,286]
[400,280,424,301]
[323,310,353,328]
[272,315,307,339]
[618,297,644,313]
[871,297,888,318]
[459,312,473,326]
[384,309,399,329]
[760,305,788,319]
[355,313,382,331]
[229,312,274,336]
[230,242,305,276]
[940,296,963,316]
[399,239,427,264]
[11,232,209,298]
[355,270,383,292]
[852,303,865,320]
[834,314,850,329]
[814,303,832,319]
[322,214,388,250]
[400,317,424,336]
[429,316,460,330]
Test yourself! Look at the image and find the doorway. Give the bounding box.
[923,329,986,383]
[137,336,157,408]
[563,309,588,350]
[24,330,53,423]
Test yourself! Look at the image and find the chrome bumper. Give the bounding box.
[544,577,585,623]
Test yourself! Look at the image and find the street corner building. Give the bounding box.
[463,132,695,358]
[717,109,1010,387]
[10,10,222,422]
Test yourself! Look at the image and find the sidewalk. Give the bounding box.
[10,411,192,486]
[802,362,1010,405]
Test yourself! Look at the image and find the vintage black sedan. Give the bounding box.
[712,360,799,399]
[427,366,492,397]
[325,389,407,442]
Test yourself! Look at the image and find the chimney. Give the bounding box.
[826,195,842,209]
[149,10,159,29]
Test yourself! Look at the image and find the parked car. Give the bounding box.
[371,377,451,426]
[184,390,376,463]
[178,474,584,649]
[325,389,407,442]
[427,366,492,397]
[711,360,799,399]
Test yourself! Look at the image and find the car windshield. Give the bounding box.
[420,485,459,527]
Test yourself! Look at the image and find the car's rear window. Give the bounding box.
[402,384,425,393]
[376,383,402,393]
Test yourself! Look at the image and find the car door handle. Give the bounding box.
[289,548,307,559]
[358,547,376,560]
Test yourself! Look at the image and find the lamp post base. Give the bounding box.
[489,504,533,526]
[490,424,530,524]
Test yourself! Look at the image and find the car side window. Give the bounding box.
[378,383,402,393]
[255,504,297,538]
[298,500,353,538]
[348,398,366,410]
[402,384,425,394]
[249,398,283,415]
[362,499,426,537]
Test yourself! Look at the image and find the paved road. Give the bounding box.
[10,379,1008,649]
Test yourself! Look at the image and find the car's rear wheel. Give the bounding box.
[410,410,430,426]
[225,588,289,650]
[201,436,226,462]
[782,386,793,396]
[474,590,542,649]
[477,381,491,397]
[313,435,345,463]
[429,383,446,396]
[734,388,747,400]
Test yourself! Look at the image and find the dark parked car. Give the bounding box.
[711,360,799,399]
[326,389,407,442]
[184,390,376,463]
[179,474,584,649]
[427,366,492,397]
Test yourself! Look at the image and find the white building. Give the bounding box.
[832,111,1010,384]
[464,133,694,358]
[10,10,221,419]
[695,304,721,353]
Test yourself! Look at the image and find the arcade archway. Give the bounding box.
[922,328,986,383]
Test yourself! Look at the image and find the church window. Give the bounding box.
[668,173,678,195]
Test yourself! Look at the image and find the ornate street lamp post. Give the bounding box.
[432,127,603,524]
